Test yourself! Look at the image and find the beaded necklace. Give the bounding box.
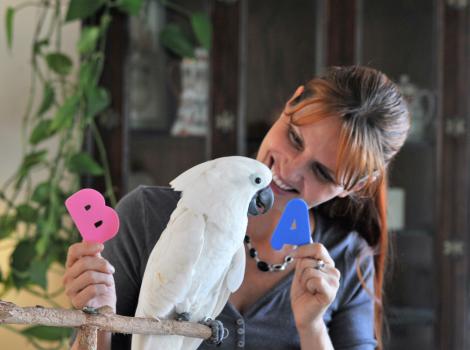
[244,235,297,272]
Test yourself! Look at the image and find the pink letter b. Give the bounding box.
[65,188,120,244]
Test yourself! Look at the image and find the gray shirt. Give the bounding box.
[103,186,377,349]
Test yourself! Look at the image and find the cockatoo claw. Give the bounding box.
[201,318,228,345]
[175,312,191,321]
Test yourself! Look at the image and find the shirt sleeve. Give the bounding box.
[101,186,178,350]
[102,187,149,349]
[328,249,377,350]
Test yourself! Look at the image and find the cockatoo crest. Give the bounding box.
[170,156,272,216]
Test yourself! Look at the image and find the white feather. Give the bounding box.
[132,156,272,350]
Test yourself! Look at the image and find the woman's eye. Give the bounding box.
[313,166,334,183]
[288,128,302,149]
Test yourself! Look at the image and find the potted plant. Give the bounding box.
[0,0,143,347]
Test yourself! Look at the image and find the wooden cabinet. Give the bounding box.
[358,1,438,349]
[91,1,470,349]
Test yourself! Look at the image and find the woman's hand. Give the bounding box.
[63,241,117,312]
[290,243,340,332]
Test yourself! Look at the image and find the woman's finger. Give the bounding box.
[298,268,338,303]
[65,270,114,298]
[297,257,341,279]
[71,284,111,310]
[66,242,103,268]
[299,263,340,290]
[63,255,114,285]
[305,277,336,299]
[291,243,335,267]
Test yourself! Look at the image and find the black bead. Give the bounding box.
[249,248,257,258]
[244,235,250,243]
[257,261,270,272]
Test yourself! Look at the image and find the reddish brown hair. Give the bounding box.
[284,66,410,348]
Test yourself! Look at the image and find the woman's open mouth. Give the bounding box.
[270,168,298,195]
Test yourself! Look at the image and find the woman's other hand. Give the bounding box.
[290,243,341,332]
[63,241,117,312]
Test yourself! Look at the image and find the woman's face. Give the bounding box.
[257,112,350,213]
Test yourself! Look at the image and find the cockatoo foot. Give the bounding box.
[200,318,228,345]
[175,312,191,321]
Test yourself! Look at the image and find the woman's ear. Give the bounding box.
[336,172,380,198]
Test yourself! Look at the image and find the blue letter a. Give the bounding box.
[270,198,312,250]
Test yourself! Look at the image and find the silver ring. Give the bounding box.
[314,259,325,270]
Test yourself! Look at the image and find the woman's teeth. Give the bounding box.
[272,171,294,191]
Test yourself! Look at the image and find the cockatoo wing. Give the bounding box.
[179,245,246,350]
[226,245,246,292]
[132,207,205,350]
[211,244,246,317]
[136,207,205,316]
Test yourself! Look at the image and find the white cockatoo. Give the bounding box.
[132,156,274,350]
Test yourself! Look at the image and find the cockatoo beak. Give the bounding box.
[248,186,274,216]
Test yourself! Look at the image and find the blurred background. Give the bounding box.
[1,0,469,349]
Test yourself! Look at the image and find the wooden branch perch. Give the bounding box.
[0,300,212,350]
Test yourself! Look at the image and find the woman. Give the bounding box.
[64,66,409,350]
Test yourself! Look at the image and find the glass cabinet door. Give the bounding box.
[358,1,438,349]
[97,1,469,348]
[125,0,212,192]
[242,0,320,156]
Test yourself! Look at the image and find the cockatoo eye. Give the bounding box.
[250,174,263,186]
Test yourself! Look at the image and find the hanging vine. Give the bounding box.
[0,0,143,348]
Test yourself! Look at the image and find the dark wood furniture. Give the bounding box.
[90,1,470,349]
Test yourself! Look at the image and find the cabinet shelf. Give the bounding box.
[130,128,207,141]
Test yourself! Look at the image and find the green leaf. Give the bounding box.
[5,7,14,49]
[67,153,104,176]
[11,271,29,290]
[48,237,70,265]
[116,0,144,16]
[36,83,55,116]
[79,59,99,91]
[65,0,106,22]
[35,206,61,257]
[45,53,73,76]
[16,204,38,223]
[11,240,36,288]
[33,39,49,55]
[15,150,48,189]
[77,26,100,54]
[160,23,194,58]
[86,86,110,118]
[26,150,47,168]
[23,150,48,168]
[191,12,212,50]
[16,150,48,188]
[100,14,112,33]
[35,233,50,257]
[32,182,51,204]
[21,326,72,341]
[11,240,36,272]
[29,119,55,145]
[50,94,80,132]
[0,215,17,239]
[29,259,48,289]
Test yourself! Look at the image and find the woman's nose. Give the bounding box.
[282,156,305,187]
